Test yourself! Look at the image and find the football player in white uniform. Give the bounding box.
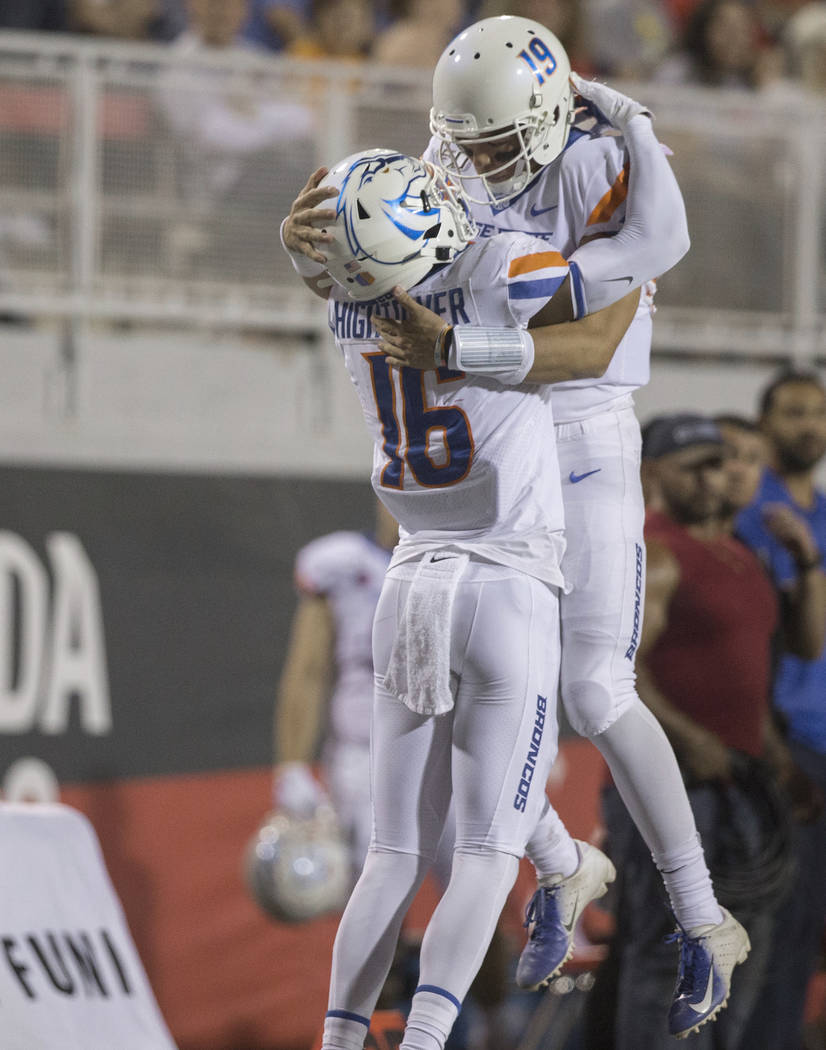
[282,46,747,1037]
[342,21,743,1038]
[272,500,398,878]
[283,149,636,1050]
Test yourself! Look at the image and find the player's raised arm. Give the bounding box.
[566,74,690,313]
[376,78,687,380]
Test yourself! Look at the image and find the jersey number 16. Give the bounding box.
[364,352,474,490]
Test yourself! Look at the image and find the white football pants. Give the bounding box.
[323,559,561,1042]
[555,400,645,736]
[544,399,719,932]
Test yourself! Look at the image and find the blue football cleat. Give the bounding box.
[668,907,751,1039]
[515,841,616,991]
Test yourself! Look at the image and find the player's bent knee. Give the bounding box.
[561,680,623,737]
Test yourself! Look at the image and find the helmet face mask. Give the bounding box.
[430,16,575,206]
[321,150,477,302]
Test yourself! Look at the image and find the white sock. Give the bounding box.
[594,703,722,929]
[524,800,579,882]
[656,834,724,930]
[322,1012,370,1050]
[401,988,460,1050]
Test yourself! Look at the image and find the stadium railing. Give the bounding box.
[0,31,823,361]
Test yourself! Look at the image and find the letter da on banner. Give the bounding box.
[0,531,111,736]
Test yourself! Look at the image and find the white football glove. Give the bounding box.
[570,72,652,130]
[272,761,331,820]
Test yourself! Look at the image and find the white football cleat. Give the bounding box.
[667,907,751,1039]
[515,840,616,991]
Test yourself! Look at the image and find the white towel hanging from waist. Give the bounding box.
[383,551,470,716]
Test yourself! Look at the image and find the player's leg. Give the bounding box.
[515,808,617,991]
[609,783,760,1049]
[322,739,373,885]
[401,565,562,1050]
[553,403,720,929]
[603,782,684,1050]
[322,572,453,1050]
[523,404,748,1034]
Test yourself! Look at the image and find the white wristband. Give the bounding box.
[279,216,326,279]
[448,326,535,385]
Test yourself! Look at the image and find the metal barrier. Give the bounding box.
[0,31,824,358]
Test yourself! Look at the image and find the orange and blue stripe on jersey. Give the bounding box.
[507,250,570,307]
[586,162,629,228]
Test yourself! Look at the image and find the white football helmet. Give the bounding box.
[243,806,350,924]
[430,16,575,205]
[320,149,477,301]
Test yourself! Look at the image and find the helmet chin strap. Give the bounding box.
[483,122,547,203]
[487,158,530,201]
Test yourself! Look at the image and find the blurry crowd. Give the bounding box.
[1,0,825,93]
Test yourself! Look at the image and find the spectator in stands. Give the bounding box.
[714,415,770,530]
[782,2,826,92]
[597,412,807,1050]
[718,412,826,665]
[0,0,67,29]
[655,0,781,89]
[371,0,466,69]
[582,0,674,79]
[476,0,594,74]
[178,0,248,48]
[755,0,812,46]
[156,0,314,280]
[163,0,309,153]
[239,0,308,52]
[289,0,374,60]
[67,0,182,40]
[736,370,826,1050]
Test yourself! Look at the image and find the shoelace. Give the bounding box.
[665,923,704,993]
[523,887,558,941]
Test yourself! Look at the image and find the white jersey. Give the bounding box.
[425,111,653,423]
[327,233,570,587]
[294,531,391,746]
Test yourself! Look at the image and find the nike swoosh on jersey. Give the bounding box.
[569,469,602,484]
[688,967,716,1015]
[604,275,634,285]
[529,204,558,217]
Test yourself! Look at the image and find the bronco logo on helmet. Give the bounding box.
[320,150,477,302]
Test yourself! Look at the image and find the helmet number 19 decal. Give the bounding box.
[517,37,558,86]
[364,352,474,489]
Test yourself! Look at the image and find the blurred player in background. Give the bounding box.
[272,498,398,878]
[282,143,641,1050]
